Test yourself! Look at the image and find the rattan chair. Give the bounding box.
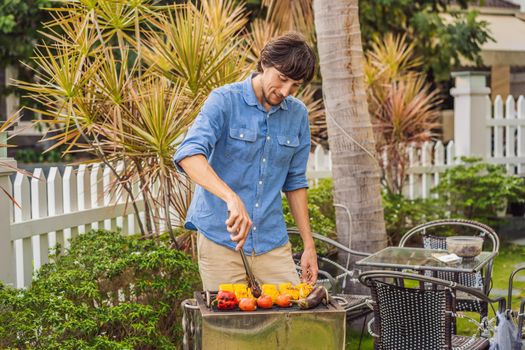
[507,266,525,348]
[399,219,499,318]
[359,270,506,350]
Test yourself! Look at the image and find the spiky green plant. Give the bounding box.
[261,0,314,37]
[365,34,442,195]
[142,0,251,98]
[15,0,252,245]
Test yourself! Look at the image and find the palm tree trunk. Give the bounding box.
[313,0,387,259]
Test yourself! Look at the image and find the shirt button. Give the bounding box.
[253,226,257,231]
[262,158,266,162]
[258,181,262,185]
[240,133,244,138]
[287,140,290,144]
[255,203,259,207]
[266,136,270,140]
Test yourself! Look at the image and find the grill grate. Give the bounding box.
[199,291,339,314]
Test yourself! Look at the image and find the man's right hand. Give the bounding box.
[225,194,252,251]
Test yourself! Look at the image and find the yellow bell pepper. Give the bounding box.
[233,283,250,300]
[261,284,280,303]
[219,284,234,292]
[279,282,293,293]
[296,283,313,298]
[280,286,300,300]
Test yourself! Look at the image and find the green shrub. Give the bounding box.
[282,160,525,248]
[382,191,444,245]
[15,147,72,163]
[283,179,336,253]
[283,179,335,236]
[0,230,200,350]
[432,157,525,224]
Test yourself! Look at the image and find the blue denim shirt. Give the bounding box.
[173,74,310,255]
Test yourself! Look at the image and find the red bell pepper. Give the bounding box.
[214,291,238,310]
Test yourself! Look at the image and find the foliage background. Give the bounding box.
[0,230,200,350]
[288,161,525,246]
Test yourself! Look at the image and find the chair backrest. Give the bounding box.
[508,266,525,308]
[370,280,453,349]
[508,266,525,343]
[359,270,506,350]
[399,219,499,254]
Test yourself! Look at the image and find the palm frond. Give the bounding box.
[142,4,251,97]
[296,85,326,148]
[246,18,281,64]
[200,0,248,41]
[262,0,313,34]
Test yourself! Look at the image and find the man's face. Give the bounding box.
[260,66,303,106]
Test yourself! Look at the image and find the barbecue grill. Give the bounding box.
[182,291,347,350]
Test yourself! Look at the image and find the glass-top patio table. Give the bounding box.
[356,246,496,273]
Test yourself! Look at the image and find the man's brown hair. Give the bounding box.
[257,32,316,84]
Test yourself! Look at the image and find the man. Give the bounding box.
[173,32,318,291]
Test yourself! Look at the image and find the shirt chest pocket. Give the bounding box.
[225,127,258,160]
[274,135,300,166]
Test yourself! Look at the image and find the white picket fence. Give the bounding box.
[1,91,524,289]
[0,163,146,288]
[488,95,525,174]
[307,95,525,198]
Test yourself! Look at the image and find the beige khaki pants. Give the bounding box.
[197,233,301,291]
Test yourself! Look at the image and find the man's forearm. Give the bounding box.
[285,187,318,284]
[285,188,315,249]
[178,155,236,203]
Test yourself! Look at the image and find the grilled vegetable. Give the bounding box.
[233,283,251,300]
[296,283,314,298]
[262,284,280,303]
[298,285,328,310]
[279,282,293,292]
[239,297,257,311]
[276,294,292,308]
[280,286,300,300]
[219,284,234,292]
[214,291,238,310]
[257,294,273,309]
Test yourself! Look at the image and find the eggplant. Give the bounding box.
[298,285,328,310]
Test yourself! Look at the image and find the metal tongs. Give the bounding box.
[239,248,262,297]
[227,211,262,297]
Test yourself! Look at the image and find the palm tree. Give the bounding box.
[313,0,387,258]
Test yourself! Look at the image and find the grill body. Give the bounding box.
[182,291,346,350]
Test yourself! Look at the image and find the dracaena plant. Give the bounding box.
[141,1,251,99]
[15,0,252,247]
[365,34,441,195]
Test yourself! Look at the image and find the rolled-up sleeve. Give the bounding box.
[282,108,311,192]
[173,90,225,174]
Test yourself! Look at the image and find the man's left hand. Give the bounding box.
[300,246,318,285]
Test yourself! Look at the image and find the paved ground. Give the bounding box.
[510,237,525,246]
[490,288,521,297]
[491,264,525,297]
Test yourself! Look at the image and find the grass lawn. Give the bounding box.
[345,243,525,349]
